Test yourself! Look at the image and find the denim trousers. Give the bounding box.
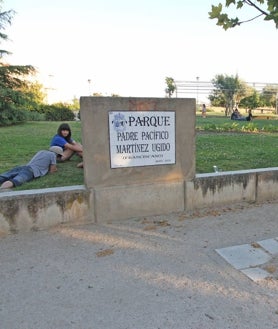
[0,165,34,187]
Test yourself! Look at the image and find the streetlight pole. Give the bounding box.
[45,74,54,104]
[196,76,200,111]
[88,79,92,96]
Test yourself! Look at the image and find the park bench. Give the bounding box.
[253,115,271,120]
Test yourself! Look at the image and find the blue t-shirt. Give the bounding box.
[50,135,73,150]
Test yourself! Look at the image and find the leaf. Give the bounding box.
[225,0,236,6]
[209,4,223,19]
[237,1,244,9]
[210,0,278,30]
[267,0,278,11]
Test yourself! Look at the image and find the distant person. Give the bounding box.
[231,108,253,121]
[50,123,83,168]
[246,109,253,121]
[201,104,207,118]
[231,109,239,120]
[0,146,63,189]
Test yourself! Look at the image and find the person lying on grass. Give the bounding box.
[50,123,83,168]
[231,108,253,121]
[0,146,63,189]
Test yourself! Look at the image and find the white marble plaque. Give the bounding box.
[109,111,176,168]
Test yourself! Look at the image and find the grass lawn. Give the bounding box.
[196,115,278,172]
[196,132,278,173]
[0,117,277,190]
[0,121,84,190]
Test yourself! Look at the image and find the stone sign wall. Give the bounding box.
[80,97,195,222]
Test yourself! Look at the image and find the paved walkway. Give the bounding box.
[1,201,278,329]
[216,237,278,281]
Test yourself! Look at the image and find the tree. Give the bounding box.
[0,0,37,125]
[208,89,226,107]
[260,84,278,110]
[209,74,248,115]
[10,78,45,110]
[69,96,80,110]
[0,64,36,124]
[0,1,14,57]
[239,89,261,109]
[209,0,278,30]
[165,77,176,98]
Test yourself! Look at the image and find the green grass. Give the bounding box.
[196,132,277,173]
[0,121,84,190]
[196,115,278,172]
[0,118,277,190]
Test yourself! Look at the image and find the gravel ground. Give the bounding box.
[0,201,278,329]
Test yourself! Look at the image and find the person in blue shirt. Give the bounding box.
[50,123,83,168]
[0,146,63,189]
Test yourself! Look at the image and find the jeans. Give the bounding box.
[0,166,34,187]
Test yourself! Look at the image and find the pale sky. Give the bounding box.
[2,0,278,103]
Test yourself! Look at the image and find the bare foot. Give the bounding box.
[0,180,14,189]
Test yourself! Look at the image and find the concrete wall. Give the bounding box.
[0,186,90,235]
[0,168,277,235]
[186,168,278,210]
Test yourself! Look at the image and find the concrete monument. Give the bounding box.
[80,97,195,222]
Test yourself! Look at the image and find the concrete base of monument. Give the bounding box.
[92,180,185,222]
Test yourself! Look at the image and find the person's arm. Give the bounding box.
[49,164,57,173]
[64,142,83,152]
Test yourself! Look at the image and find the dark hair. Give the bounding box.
[57,123,72,142]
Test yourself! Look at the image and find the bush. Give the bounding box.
[0,102,76,126]
[25,110,46,121]
[39,104,75,121]
[0,107,28,126]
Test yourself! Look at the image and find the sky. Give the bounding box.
[2,0,278,104]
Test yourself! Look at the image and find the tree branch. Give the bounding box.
[237,13,265,26]
[243,0,269,16]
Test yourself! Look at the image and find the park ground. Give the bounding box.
[1,200,278,329]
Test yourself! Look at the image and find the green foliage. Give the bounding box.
[38,104,75,121]
[209,74,248,115]
[208,92,226,107]
[209,0,278,30]
[0,1,46,126]
[0,0,15,57]
[0,107,28,126]
[260,84,278,107]
[209,75,278,114]
[19,80,46,110]
[196,115,278,132]
[165,77,176,98]
[0,64,36,105]
[239,90,261,109]
[68,97,80,110]
[25,110,46,121]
